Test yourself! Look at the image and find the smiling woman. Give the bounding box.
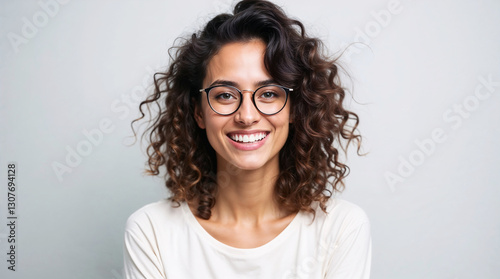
[195,40,291,171]
[125,0,370,278]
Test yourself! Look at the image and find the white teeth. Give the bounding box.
[230,133,267,143]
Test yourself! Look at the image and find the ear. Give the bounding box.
[194,103,206,129]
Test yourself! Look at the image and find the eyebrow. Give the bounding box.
[208,79,276,88]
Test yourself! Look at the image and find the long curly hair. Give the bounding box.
[132,0,361,220]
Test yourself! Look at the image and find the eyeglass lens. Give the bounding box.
[207,85,287,115]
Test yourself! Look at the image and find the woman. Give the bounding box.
[124,0,371,278]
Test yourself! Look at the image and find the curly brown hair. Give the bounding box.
[132,0,361,220]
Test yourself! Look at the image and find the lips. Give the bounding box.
[227,132,269,143]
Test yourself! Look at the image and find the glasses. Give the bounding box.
[199,84,292,116]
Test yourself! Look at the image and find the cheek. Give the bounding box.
[272,114,291,139]
[280,122,290,139]
[278,106,292,128]
[279,109,292,140]
[196,99,217,130]
[203,114,227,143]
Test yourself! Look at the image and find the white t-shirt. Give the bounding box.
[123,198,371,279]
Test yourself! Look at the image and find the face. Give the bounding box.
[195,40,291,171]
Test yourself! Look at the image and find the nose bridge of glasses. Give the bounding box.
[240,89,255,96]
[239,90,256,105]
[232,90,260,119]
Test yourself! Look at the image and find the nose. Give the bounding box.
[234,92,261,125]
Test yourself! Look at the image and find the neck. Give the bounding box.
[212,159,285,224]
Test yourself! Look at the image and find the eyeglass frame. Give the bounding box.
[199,84,293,116]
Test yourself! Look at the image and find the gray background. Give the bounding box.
[1,0,499,278]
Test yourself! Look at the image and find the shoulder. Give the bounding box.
[315,199,372,277]
[123,199,183,278]
[125,199,183,233]
[324,198,369,224]
[307,198,370,236]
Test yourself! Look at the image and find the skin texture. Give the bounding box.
[193,40,295,248]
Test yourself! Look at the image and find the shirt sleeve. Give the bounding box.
[325,217,372,278]
[123,213,167,279]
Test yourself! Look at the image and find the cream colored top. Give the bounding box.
[123,198,371,279]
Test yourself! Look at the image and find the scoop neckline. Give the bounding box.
[180,201,303,257]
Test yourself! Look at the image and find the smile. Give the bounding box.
[228,132,268,143]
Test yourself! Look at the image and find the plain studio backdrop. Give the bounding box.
[1,0,499,278]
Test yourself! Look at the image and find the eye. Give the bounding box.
[216,92,235,100]
[209,86,239,103]
[257,87,283,101]
[261,91,277,99]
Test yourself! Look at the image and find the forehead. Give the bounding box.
[203,40,271,88]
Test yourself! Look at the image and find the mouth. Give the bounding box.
[227,132,269,143]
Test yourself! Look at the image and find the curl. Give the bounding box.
[131,0,361,219]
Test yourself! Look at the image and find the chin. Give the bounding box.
[231,161,266,171]
[230,154,278,171]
